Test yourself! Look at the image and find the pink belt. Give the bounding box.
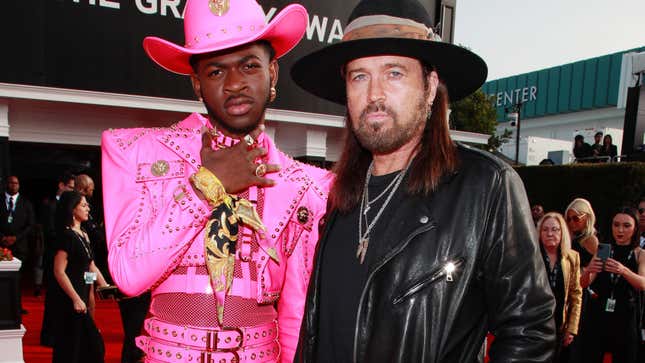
[137,318,279,363]
[143,318,278,350]
[153,271,257,297]
[140,338,279,363]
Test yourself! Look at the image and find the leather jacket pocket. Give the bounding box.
[393,257,466,305]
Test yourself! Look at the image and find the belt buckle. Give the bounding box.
[205,327,244,351]
[200,350,240,363]
[220,327,244,350]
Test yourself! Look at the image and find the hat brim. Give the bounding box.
[291,38,488,104]
[143,4,307,75]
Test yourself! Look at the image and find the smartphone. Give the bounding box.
[96,285,122,300]
[597,243,612,261]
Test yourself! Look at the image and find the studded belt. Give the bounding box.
[143,318,278,350]
[139,336,279,363]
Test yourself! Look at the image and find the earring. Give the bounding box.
[426,102,433,120]
[269,87,277,102]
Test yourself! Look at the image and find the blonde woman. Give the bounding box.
[565,198,599,286]
[538,212,582,362]
[564,198,599,363]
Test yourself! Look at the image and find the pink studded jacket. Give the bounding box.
[101,113,332,362]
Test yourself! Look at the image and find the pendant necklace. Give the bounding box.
[71,227,92,259]
[357,160,411,264]
[362,167,405,215]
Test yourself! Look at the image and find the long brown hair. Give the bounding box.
[329,81,458,213]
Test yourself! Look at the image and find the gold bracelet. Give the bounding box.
[190,167,230,207]
[190,167,265,231]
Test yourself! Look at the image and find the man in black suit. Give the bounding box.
[1,175,35,265]
[1,175,35,315]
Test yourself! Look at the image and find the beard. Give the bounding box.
[350,93,429,154]
[200,89,271,136]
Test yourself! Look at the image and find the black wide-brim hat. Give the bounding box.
[291,0,488,104]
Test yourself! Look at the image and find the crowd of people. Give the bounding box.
[0,173,147,363]
[2,0,644,363]
[573,132,619,162]
[3,176,644,362]
[532,197,645,363]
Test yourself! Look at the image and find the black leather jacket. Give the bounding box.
[295,145,556,363]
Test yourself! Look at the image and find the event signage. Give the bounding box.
[489,86,538,108]
[2,0,438,116]
[67,0,346,44]
[2,1,357,115]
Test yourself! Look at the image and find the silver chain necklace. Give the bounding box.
[357,160,411,264]
[363,168,405,214]
[70,227,92,259]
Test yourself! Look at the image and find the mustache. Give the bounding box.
[359,102,396,122]
[224,94,254,106]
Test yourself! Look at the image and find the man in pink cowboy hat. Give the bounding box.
[101,1,332,362]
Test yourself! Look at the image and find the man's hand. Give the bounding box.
[199,126,280,194]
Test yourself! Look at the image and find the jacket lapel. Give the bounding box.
[561,252,571,302]
[155,117,307,254]
[155,113,209,173]
[367,196,437,273]
[259,137,307,251]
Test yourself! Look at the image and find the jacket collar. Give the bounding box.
[258,139,310,249]
[320,193,437,272]
[4,193,19,207]
[156,113,285,171]
[155,113,210,172]
[155,113,310,249]
[365,194,437,272]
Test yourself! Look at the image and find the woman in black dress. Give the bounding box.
[50,191,108,363]
[565,198,599,279]
[564,198,599,363]
[583,207,645,363]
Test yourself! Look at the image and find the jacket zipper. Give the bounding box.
[392,257,465,304]
[352,222,436,363]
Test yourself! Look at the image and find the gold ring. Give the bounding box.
[244,134,254,146]
[255,164,267,177]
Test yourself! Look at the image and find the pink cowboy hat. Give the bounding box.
[143,0,308,75]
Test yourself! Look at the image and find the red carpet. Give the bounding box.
[21,289,124,363]
[21,289,614,363]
